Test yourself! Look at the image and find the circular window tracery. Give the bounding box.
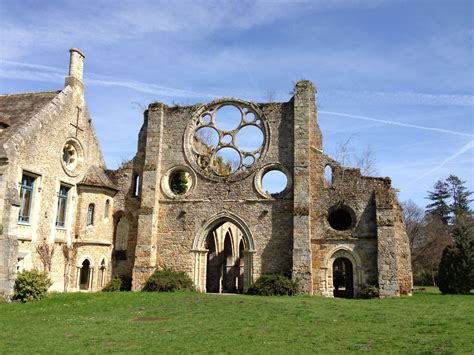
[61,138,84,177]
[184,99,270,181]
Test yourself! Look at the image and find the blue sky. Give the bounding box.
[1,0,473,209]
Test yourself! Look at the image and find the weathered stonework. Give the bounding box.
[0,49,412,299]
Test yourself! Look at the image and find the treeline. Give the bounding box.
[403,175,473,294]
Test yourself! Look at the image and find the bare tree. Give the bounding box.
[355,145,378,176]
[262,89,276,103]
[62,243,78,292]
[401,200,425,254]
[36,240,55,272]
[331,137,378,176]
[411,214,452,285]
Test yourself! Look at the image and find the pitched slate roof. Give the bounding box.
[0,90,60,139]
[78,165,119,191]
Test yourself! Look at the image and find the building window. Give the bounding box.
[56,185,69,228]
[104,200,110,220]
[133,174,140,197]
[87,203,95,226]
[18,174,35,224]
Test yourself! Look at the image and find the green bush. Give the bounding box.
[247,274,299,296]
[358,285,380,299]
[102,275,133,292]
[14,269,52,302]
[102,276,122,292]
[142,269,194,292]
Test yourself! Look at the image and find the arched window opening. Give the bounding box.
[79,259,91,290]
[333,257,354,298]
[104,200,110,220]
[87,203,95,226]
[133,174,140,197]
[324,165,333,184]
[98,258,106,288]
[114,216,129,260]
[223,232,235,293]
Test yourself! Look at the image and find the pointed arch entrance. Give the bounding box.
[192,212,255,293]
[323,247,363,298]
[333,257,353,298]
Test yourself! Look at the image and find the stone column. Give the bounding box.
[291,80,315,294]
[375,188,400,297]
[243,250,254,292]
[132,104,166,290]
[0,183,20,299]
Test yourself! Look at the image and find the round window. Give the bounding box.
[262,170,288,196]
[328,207,354,231]
[61,138,84,176]
[161,166,196,199]
[184,99,270,181]
[254,164,292,199]
[169,170,191,195]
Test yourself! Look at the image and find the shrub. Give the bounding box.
[247,274,299,296]
[142,269,194,292]
[102,276,122,292]
[358,285,380,299]
[14,269,52,302]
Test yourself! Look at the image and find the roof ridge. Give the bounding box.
[0,90,61,97]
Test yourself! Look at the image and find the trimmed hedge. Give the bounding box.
[247,274,299,296]
[14,269,52,302]
[142,269,194,292]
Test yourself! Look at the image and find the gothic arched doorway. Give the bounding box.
[192,212,255,293]
[333,257,354,298]
[205,222,244,293]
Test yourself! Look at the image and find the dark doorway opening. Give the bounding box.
[79,259,90,290]
[333,257,354,298]
[205,222,245,293]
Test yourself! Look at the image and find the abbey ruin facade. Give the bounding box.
[0,49,412,299]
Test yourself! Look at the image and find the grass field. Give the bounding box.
[1,287,473,354]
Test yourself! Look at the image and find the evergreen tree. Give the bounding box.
[437,214,474,294]
[446,175,473,217]
[426,180,451,224]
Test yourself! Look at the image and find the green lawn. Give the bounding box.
[1,288,472,354]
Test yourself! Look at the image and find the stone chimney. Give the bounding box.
[64,48,85,92]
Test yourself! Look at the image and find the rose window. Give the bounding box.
[184,99,270,181]
[60,138,84,177]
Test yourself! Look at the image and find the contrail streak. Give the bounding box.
[319,110,474,138]
[410,140,474,183]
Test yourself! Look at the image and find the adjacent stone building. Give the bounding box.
[0,49,412,299]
